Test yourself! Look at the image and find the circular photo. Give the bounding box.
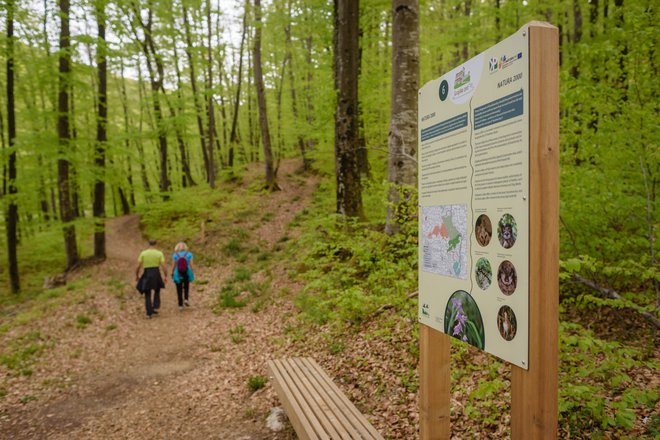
[475,214,492,247]
[497,306,518,341]
[444,290,485,349]
[497,213,518,249]
[497,260,517,296]
[475,257,492,290]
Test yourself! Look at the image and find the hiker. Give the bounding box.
[136,239,168,319]
[171,241,195,311]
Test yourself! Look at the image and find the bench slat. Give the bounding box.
[269,357,385,440]
[285,358,358,440]
[298,358,384,440]
[268,360,330,440]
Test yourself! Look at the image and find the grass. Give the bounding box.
[247,375,267,392]
[75,314,92,329]
[232,267,253,282]
[0,331,46,374]
[229,325,245,344]
[216,284,247,309]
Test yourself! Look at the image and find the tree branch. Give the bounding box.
[571,273,660,330]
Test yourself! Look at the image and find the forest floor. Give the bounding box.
[0,160,317,439]
[1,159,657,439]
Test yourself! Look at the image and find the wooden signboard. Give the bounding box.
[418,22,559,439]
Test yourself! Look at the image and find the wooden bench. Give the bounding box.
[268,357,384,440]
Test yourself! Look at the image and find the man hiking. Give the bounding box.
[136,239,168,319]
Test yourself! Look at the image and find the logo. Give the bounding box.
[453,67,471,89]
[452,67,474,100]
[439,80,449,101]
[494,52,524,72]
[422,303,430,318]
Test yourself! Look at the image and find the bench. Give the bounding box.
[268,357,384,440]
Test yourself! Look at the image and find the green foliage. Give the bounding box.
[223,238,244,258]
[231,267,253,283]
[75,314,92,329]
[0,331,46,374]
[290,180,418,326]
[229,325,246,344]
[216,284,247,310]
[247,375,267,393]
[558,322,658,435]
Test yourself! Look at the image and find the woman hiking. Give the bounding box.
[171,241,194,311]
[135,239,168,319]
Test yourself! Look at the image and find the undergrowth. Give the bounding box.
[286,176,659,438]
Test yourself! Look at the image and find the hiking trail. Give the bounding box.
[0,161,315,439]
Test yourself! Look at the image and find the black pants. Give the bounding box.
[176,279,189,306]
[144,288,161,316]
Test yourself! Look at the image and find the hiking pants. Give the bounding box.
[144,288,161,316]
[176,280,190,306]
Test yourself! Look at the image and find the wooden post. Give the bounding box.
[419,325,450,440]
[511,22,559,440]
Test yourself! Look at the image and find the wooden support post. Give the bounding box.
[419,324,450,440]
[511,22,559,440]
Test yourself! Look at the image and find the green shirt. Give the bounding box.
[138,248,165,268]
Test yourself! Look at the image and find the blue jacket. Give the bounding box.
[172,251,194,283]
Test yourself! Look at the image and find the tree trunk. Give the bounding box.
[131,6,170,196]
[134,56,151,195]
[205,0,216,188]
[334,0,363,217]
[57,0,79,270]
[5,0,19,292]
[304,35,315,153]
[183,4,210,182]
[253,0,278,190]
[228,4,247,169]
[284,7,309,171]
[93,0,107,260]
[385,0,419,234]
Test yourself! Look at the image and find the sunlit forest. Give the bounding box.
[0,0,657,439]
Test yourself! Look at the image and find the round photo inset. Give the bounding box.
[475,214,492,247]
[497,306,518,341]
[497,213,518,249]
[497,260,517,296]
[475,257,492,290]
[444,290,485,349]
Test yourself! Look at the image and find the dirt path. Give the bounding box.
[0,161,315,439]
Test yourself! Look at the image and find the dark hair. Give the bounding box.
[148,239,157,246]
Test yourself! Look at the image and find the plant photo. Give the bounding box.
[444,290,485,349]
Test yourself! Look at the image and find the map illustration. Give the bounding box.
[421,205,468,279]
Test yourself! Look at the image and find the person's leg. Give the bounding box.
[144,290,153,317]
[153,288,161,311]
[176,283,183,307]
[183,279,190,304]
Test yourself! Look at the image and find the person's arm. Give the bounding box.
[160,255,168,285]
[135,261,143,281]
[188,253,194,271]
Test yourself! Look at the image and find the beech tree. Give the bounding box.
[93,0,108,259]
[253,0,278,190]
[5,0,19,292]
[334,0,362,218]
[385,0,419,234]
[57,0,79,269]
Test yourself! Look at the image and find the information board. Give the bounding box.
[418,27,529,368]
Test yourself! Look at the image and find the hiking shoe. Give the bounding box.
[179,306,184,311]
[152,310,159,315]
[147,315,152,319]
[184,300,189,307]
